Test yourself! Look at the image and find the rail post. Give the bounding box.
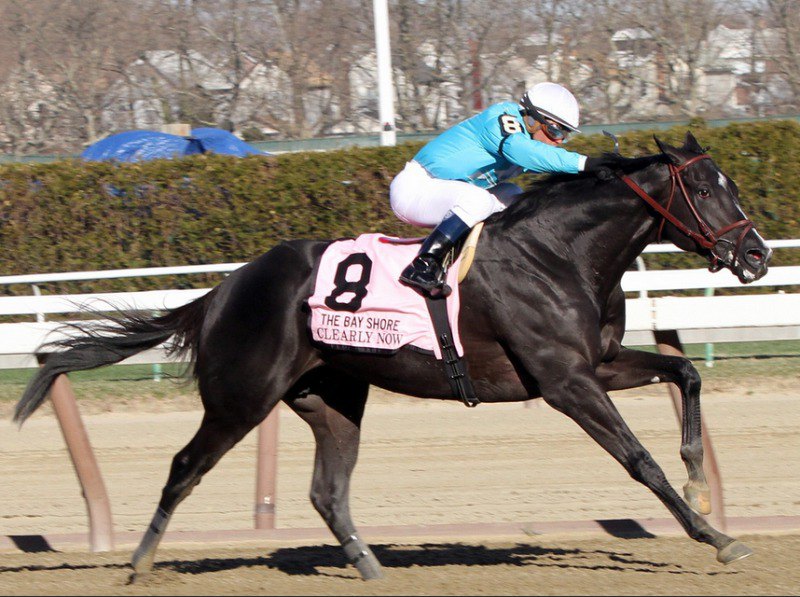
[39,355,114,551]
[653,329,727,532]
[254,404,280,529]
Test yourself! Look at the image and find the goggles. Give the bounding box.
[529,108,571,141]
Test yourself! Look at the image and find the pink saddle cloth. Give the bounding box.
[307,233,463,359]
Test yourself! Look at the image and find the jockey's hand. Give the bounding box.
[584,153,641,181]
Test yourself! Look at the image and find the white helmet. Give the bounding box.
[520,82,581,132]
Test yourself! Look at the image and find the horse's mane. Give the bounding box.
[495,152,673,226]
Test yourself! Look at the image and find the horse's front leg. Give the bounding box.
[595,347,710,515]
[535,357,751,564]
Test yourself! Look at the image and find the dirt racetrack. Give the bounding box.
[1,376,799,595]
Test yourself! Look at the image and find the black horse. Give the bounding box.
[14,132,771,581]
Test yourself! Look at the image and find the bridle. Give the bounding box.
[618,154,754,272]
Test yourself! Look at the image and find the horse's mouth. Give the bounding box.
[733,246,772,283]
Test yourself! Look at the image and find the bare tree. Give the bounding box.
[0,0,793,153]
[452,0,538,111]
[390,0,534,132]
[610,0,743,117]
[36,1,149,142]
[144,0,221,126]
[205,0,373,139]
[763,0,800,110]
[0,0,160,151]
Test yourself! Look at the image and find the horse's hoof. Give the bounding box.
[683,482,712,515]
[358,568,385,581]
[353,550,385,580]
[717,540,753,565]
[130,556,154,580]
[127,571,149,585]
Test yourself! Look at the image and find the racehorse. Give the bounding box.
[14,132,771,581]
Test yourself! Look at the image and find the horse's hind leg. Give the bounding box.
[596,347,711,514]
[130,411,262,580]
[285,371,384,580]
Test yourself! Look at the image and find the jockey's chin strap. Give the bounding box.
[618,154,754,272]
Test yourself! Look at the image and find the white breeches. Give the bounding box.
[389,160,522,228]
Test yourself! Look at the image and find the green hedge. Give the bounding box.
[567,119,800,237]
[0,120,798,294]
[563,119,800,272]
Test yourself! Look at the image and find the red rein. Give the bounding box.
[619,154,753,271]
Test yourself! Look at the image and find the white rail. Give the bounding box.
[0,239,795,289]
[0,239,796,288]
[0,240,795,368]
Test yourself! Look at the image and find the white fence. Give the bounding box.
[0,240,797,368]
[620,240,800,346]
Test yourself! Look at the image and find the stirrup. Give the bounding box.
[399,259,451,298]
[399,273,452,298]
[403,277,452,299]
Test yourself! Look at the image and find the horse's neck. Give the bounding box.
[573,170,673,289]
[496,171,669,294]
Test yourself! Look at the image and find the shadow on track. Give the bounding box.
[157,542,742,578]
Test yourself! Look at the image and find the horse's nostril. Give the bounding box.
[745,247,773,270]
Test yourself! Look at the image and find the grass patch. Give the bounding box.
[0,362,197,405]
[0,340,796,407]
[629,339,800,382]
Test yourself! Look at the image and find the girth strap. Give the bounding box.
[424,296,479,407]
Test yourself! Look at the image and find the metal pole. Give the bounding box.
[373,0,396,146]
[152,311,163,381]
[254,404,280,529]
[32,284,44,322]
[653,329,727,532]
[635,256,648,299]
[704,287,715,367]
[46,369,115,551]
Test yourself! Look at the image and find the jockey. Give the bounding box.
[390,81,616,298]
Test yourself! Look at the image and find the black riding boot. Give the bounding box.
[399,212,471,298]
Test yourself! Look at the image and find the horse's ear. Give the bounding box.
[683,131,705,154]
[653,135,680,165]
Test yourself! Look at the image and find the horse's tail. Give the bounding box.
[13,287,219,426]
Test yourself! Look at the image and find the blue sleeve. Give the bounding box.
[500,130,584,174]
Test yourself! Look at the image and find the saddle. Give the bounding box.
[381,223,485,407]
[382,222,484,284]
[309,227,485,407]
[455,221,484,283]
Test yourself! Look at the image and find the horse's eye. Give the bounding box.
[697,187,711,199]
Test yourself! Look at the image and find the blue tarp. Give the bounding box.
[81,128,269,162]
